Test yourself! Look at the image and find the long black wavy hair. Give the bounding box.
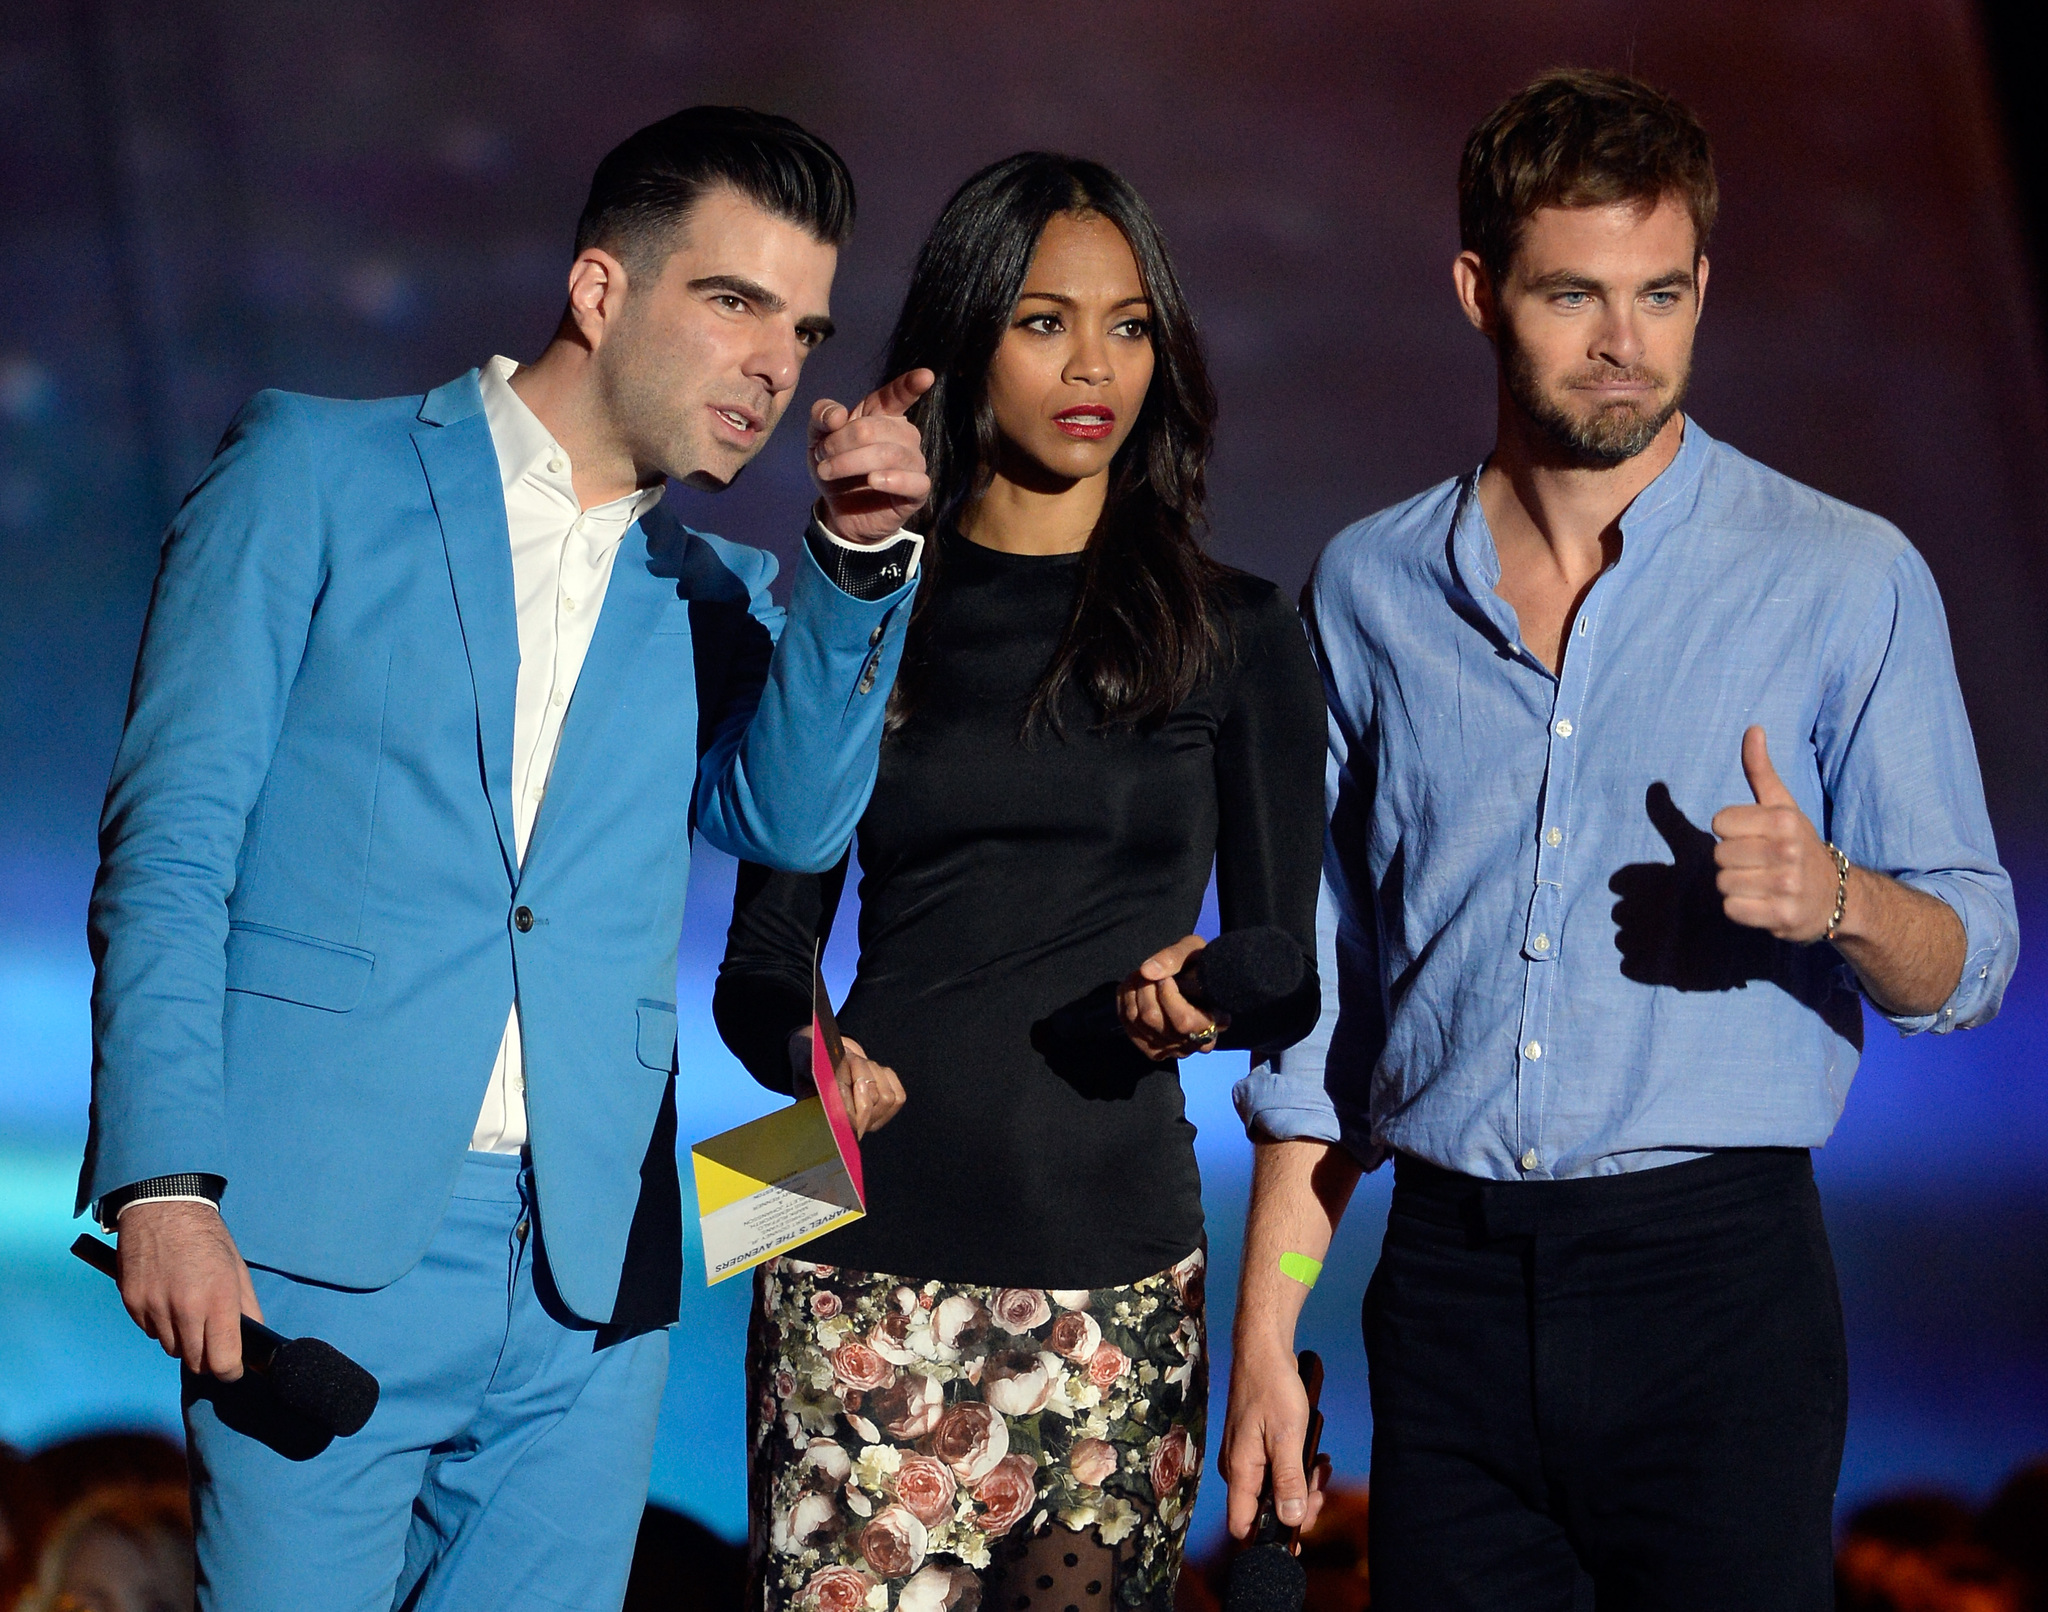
[882,152,1228,735]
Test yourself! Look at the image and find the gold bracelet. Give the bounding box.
[1821,842,1851,942]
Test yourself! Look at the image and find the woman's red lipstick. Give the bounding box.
[1052,405,1115,441]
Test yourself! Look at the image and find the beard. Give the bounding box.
[1500,321,1689,467]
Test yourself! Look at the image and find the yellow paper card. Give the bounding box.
[692,1095,864,1284]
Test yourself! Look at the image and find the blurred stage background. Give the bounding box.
[3,0,2045,1564]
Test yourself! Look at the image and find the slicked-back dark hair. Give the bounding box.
[574,106,854,274]
[1459,69,1717,279]
[883,152,1227,736]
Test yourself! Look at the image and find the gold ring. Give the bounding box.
[1187,1023,1220,1048]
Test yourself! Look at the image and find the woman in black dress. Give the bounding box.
[714,153,1325,1612]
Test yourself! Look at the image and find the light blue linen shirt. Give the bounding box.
[1235,420,2017,1180]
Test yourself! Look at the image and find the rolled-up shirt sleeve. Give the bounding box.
[1820,545,2018,1033]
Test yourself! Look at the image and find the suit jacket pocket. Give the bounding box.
[225,922,375,1012]
[636,1000,678,1070]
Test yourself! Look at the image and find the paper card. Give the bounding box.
[690,952,865,1284]
[810,952,864,1205]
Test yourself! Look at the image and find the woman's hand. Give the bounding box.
[1118,935,1231,1062]
[789,1029,907,1136]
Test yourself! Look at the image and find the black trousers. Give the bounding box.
[1364,1148,1848,1611]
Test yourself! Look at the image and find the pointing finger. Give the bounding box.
[1742,725,1795,808]
[808,397,850,443]
[853,368,936,420]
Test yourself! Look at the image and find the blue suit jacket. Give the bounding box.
[81,371,914,1325]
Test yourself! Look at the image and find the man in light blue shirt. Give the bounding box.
[1221,71,2016,1610]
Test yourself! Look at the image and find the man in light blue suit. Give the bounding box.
[81,107,932,1609]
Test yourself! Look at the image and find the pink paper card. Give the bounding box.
[810,953,864,1207]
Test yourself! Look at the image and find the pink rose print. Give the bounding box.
[858,1504,929,1578]
[981,1350,1057,1417]
[972,1452,1039,1533]
[932,1294,991,1352]
[1086,1343,1130,1390]
[1047,1310,1102,1363]
[1150,1425,1194,1499]
[891,1452,958,1527]
[871,1371,945,1441]
[1066,1437,1118,1489]
[898,1563,982,1612]
[929,1401,1010,1483]
[801,1439,852,1487]
[869,1310,919,1366]
[992,1288,1052,1333]
[788,1490,841,1547]
[802,1564,874,1612]
[830,1338,895,1393]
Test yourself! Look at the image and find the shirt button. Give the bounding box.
[547,456,566,475]
[1523,1040,1542,1060]
[529,783,544,800]
[563,595,577,612]
[551,689,566,707]
[1554,719,1574,738]
[1533,934,1551,953]
[1545,827,1563,848]
[1520,1149,1540,1171]
[868,624,885,647]
[513,906,534,933]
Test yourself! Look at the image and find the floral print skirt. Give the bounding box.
[746,1250,1208,1611]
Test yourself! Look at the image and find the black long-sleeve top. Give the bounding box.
[712,533,1326,1287]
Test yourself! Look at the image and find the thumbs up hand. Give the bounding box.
[809,368,935,544]
[1709,726,1842,942]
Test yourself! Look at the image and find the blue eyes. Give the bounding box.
[1553,292,1683,310]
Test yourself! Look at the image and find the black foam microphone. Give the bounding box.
[1175,926,1308,1018]
[72,1233,380,1437]
[1224,1350,1326,1612]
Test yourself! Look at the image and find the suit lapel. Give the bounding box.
[412,381,519,884]
[521,524,675,869]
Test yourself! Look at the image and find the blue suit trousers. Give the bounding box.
[186,1152,669,1611]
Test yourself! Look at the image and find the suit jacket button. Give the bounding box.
[513,906,534,933]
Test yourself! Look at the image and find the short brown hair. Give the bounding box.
[1459,69,1717,279]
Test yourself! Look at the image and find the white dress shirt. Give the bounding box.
[471,355,666,1153]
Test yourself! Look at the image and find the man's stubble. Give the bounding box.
[1498,314,1691,468]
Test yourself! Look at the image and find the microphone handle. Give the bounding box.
[72,1234,284,1374]
[1253,1349,1328,1549]
[1290,1351,1326,1550]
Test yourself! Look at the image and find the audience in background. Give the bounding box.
[2,1433,192,1612]
[1983,1464,2048,1612]
[3,1429,2045,1610]
[15,1483,192,1612]
[1836,1492,2023,1611]
[2,1445,43,1609]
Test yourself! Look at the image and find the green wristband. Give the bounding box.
[1279,1251,1322,1289]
